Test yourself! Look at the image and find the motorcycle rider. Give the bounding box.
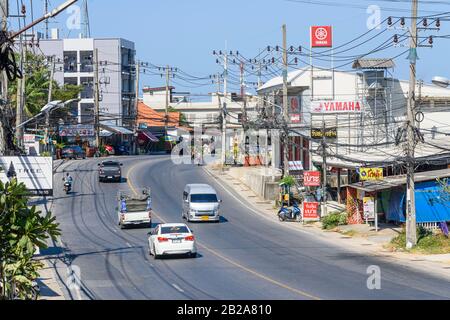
[63,173,73,186]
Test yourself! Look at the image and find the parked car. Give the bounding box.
[116,145,130,156]
[182,184,221,222]
[98,160,123,183]
[104,145,115,156]
[148,223,197,259]
[61,146,86,160]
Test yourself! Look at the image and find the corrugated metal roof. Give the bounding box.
[352,59,395,69]
[344,168,450,192]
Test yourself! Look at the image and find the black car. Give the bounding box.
[61,146,86,160]
[98,161,123,183]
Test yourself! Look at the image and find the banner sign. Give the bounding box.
[311,26,333,48]
[363,197,375,220]
[0,157,53,196]
[303,202,320,220]
[23,134,40,156]
[290,114,301,123]
[59,125,95,137]
[311,127,338,140]
[304,171,321,187]
[312,101,363,114]
[359,168,383,181]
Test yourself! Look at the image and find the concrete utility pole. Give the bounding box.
[44,56,55,153]
[322,121,328,218]
[282,24,290,176]
[44,0,49,39]
[165,65,170,132]
[0,0,8,155]
[134,61,140,155]
[94,48,100,148]
[221,52,228,165]
[405,0,419,248]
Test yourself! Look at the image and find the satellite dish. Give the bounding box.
[432,76,449,88]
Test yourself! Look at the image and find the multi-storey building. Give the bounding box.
[39,34,136,145]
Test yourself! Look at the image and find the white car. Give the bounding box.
[148,223,197,259]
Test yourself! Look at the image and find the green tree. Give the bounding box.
[0,179,60,300]
[9,52,82,117]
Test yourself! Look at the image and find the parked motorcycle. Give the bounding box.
[278,202,302,222]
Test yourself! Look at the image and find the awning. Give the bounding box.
[100,124,134,135]
[139,129,159,143]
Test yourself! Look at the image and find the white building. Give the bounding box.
[142,87,258,127]
[39,34,136,136]
[258,59,450,171]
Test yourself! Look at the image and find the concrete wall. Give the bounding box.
[229,167,282,201]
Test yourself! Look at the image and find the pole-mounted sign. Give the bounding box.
[311,26,333,48]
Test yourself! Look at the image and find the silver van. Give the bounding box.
[182,184,221,222]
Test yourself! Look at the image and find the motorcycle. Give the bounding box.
[278,202,302,222]
[64,181,72,194]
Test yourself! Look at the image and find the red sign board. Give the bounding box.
[304,171,321,187]
[303,202,320,220]
[311,26,333,48]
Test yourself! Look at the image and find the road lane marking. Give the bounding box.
[126,161,322,300]
[126,242,133,248]
[150,210,320,300]
[172,283,185,293]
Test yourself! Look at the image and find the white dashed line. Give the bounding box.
[172,283,185,293]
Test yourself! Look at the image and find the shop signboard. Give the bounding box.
[311,100,363,114]
[359,168,383,181]
[59,125,95,137]
[304,171,321,187]
[303,202,320,220]
[363,196,375,220]
[311,26,333,48]
[311,127,338,140]
[0,157,53,196]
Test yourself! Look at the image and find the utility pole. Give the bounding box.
[221,52,228,165]
[134,61,140,155]
[0,0,8,155]
[15,36,26,150]
[165,65,170,132]
[282,24,290,176]
[322,121,328,218]
[44,56,55,153]
[44,0,49,39]
[405,0,419,249]
[94,48,100,148]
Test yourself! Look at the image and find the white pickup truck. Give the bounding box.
[117,189,152,229]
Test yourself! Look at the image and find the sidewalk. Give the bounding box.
[204,165,450,280]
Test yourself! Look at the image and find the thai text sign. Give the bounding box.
[59,125,95,137]
[311,127,337,140]
[303,202,320,220]
[359,168,383,181]
[363,197,375,220]
[304,171,321,187]
[311,26,333,48]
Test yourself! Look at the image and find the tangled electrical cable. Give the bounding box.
[0,31,23,82]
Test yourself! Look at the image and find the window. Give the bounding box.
[64,51,78,73]
[80,51,93,72]
[80,77,94,99]
[160,226,190,234]
[190,194,218,203]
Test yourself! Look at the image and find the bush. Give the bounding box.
[389,226,450,254]
[321,212,348,230]
[280,176,295,187]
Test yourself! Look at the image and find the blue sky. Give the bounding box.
[25,0,450,96]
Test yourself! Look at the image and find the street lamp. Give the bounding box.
[432,76,450,88]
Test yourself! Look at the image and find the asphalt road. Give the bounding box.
[50,155,450,300]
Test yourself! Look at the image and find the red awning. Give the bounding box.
[138,130,159,143]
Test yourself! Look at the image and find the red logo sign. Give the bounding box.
[304,171,321,187]
[303,202,320,220]
[311,26,332,48]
